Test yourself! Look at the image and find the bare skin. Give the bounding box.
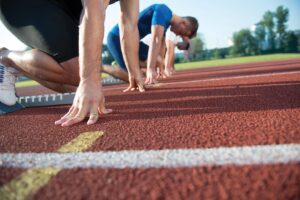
[145,25,165,85]
[1,0,142,126]
[156,40,167,79]
[55,0,113,127]
[100,14,197,86]
[0,48,79,94]
[144,14,194,85]
[164,39,176,77]
[57,0,143,126]
[102,58,164,84]
[164,40,190,77]
[119,0,144,92]
[102,64,129,82]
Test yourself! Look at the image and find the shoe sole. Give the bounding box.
[0,101,24,115]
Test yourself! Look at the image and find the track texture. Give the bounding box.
[1,59,300,199]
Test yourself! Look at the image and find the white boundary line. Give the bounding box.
[106,70,300,91]
[1,144,299,169]
[152,71,300,87]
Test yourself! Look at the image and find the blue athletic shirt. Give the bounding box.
[110,4,173,38]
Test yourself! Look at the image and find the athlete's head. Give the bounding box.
[171,16,198,39]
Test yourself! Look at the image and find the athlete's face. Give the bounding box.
[171,20,192,38]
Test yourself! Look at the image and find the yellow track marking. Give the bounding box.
[57,131,104,153]
[0,131,103,200]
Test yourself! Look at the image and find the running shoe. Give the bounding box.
[0,63,18,106]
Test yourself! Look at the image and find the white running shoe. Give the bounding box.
[0,63,18,106]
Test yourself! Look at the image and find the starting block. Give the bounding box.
[18,92,75,107]
[0,76,124,115]
[0,93,76,115]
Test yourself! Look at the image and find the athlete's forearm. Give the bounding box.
[147,26,164,71]
[119,0,140,78]
[165,40,175,68]
[79,0,106,83]
[160,39,166,63]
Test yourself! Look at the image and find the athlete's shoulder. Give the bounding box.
[144,4,170,10]
[155,4,171,11]
[141,4,171,13]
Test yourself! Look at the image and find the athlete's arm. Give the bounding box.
[164,38,176,76]
[55,0,112,126]
[119,0,145,92]
[145,25,165,84]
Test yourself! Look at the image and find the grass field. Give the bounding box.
[175,53,300,70]
[16,53,300,88]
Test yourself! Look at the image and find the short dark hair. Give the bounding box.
[183,16,198,38]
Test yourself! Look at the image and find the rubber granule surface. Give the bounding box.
[0,59,300,200]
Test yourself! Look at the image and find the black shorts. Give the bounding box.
[0,0,119,62]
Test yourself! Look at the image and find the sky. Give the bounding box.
[0,0,299,50]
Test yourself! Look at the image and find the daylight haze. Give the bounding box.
[1,0,299,50]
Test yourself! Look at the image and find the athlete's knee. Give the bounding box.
[23,49,41,63]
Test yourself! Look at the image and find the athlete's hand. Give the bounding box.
[164,66,173,77]
[123,69,145,93]
[55,80,112,126]
[145,68,157,85]
[156,69,167,79]
[123,75,145,92]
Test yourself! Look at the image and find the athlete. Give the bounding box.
[105,4,198,85]
[103,27,190,81]
[0,0,143,126]
[164,29,190,77]
[141,27,190,78]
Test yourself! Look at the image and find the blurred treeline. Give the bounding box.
[177,5,300,63]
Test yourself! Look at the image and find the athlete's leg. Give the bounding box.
[0,48,80,87]
[0,0,81,90]
[106,31,131,81]
[102,64,129,82]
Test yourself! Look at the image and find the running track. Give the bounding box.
[1,59,300,200]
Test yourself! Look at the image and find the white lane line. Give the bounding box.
[152,71,300,87]
[0,144,299,169]
[105,71,300,91]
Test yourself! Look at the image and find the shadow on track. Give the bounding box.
[8,81,300,122]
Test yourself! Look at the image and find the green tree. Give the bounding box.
[230,29,258,56]
[262,11,276,50]
[254,22,266,52]
[283,31,298,53]
[188,33,205,61]
[275,6,289,49]
[212,48,222,59]
[298,34,300,52]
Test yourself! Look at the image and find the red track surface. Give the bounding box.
[1,59,300,199]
